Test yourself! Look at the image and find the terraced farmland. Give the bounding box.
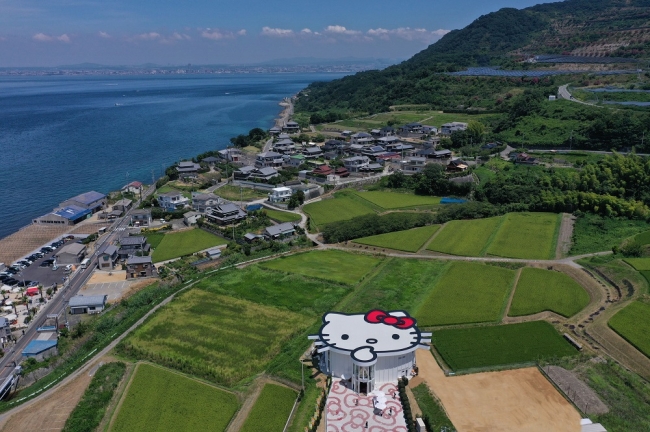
[303,196,374,227]
[353,191,442,210]
[354,225,440,252]
[427,217,503,256]
[486,213,560,260]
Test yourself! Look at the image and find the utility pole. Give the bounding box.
[570,130,573,152]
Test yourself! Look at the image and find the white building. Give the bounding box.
[309,310,431,394]
[268,187,292,203]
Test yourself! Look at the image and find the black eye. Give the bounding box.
[392,334,400,340]
[342,334,349,340]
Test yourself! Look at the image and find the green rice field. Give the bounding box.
[486,213,560,260]
[143,232,166,249]
[151,228,227,262]
[240,384,297,432]
[415,262,516,326]
[264,208,302,223]
[110,364,239,432]
[509,268,590,318]
[342,258,449,313]
[624,258,650,271]
[303,196,375,227]
[353,191,442,210]
[194,265,349,316]
[118,291,312,387]
[260,250,381,285]
[354,225,440,252]
[427,217,503,256]
[432,321,578,371]
[609,301,650,358]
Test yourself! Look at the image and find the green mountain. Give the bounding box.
[297,0,650,114]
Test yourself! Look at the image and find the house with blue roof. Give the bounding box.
[33,204,92,226]
[22,340,58,361]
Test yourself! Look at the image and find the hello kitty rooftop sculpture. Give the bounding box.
[309,310,432,366]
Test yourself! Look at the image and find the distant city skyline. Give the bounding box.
[0,0,560,67]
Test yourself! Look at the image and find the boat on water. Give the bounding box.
[114,103,122,106]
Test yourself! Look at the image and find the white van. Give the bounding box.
[80,258,90,269]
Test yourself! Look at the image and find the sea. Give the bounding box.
[0,72,347,240]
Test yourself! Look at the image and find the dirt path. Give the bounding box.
[415,350,581,432]
[556,213,576,259]
[502,268,523,320]
[416,223,446,253]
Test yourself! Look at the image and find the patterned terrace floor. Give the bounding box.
[326,381,407,432]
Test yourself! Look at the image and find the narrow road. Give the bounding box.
[558,84,602,108]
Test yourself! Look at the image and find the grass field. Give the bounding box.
[509,268,590,318]
[570,214,650,255]
[415,262,516,326]
[118,291,312,387]
[143,232,166,249]
[240,384,297,432]
[110,364,239,432]
[303,196,375,227]
[260,250,381,285]
[624,258,650,271]
[354,225,440,252]
[264,208,301,223]
[411,383,455,432]
[432,321,577,371]
[194,265,349,315]
[486,213,560,260]
[634,230,650,245]
[609,301,650,359]
[151,228,227,262]
[215,185,268,201]
[319,110,490,132]
[353,191,441,210]
[156,185,191,199]
[342,258,449,313]
[427,217,503,256]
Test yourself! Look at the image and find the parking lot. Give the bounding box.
[80,271,132,302]
[2,247,70,289]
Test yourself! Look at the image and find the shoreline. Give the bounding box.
[275,96,294,128]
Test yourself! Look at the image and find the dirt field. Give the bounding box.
[415,350,582,432]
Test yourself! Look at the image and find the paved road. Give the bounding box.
[558,84,602,108]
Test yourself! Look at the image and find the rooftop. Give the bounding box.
[67,191,106,205]
[120,236,146,246]
[98,244,118,256]
[266,222,296,236]
[58,242,86,255]
[53,205,92,221]
[22,340,58,356]
[69,295,107,308]
[126,256,153,265]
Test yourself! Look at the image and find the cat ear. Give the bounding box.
[323,312,345,323]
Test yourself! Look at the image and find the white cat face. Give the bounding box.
[316,310,425,362]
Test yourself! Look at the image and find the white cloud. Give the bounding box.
[171,32,191,41]
[367,27,450,43]
[261,27,294,37]
[57,34,71,43]
[135,32,161,41]
[301,28,312,34]
[201,29,235,40]
[98,31,111,39]
[237,29,247,36]
[324,25,361,36]
[32,33,53,42]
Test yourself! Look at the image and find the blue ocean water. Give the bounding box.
[0,73,346,239]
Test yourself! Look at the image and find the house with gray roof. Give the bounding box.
[97,244,118,270]
[192,192,221,213]
[344,156,370,173]
[205,203,247,225]
[69,295,107,315]
[60,191,107,213]
[157,190,190,212]
[283,121,300,133]
[56,243,87,265]
[249,167,279,182]
[126,256,155,279]
[264,222,296,240]
[255,151,284,169]
[130,208,152,226]
[118,236,149,259]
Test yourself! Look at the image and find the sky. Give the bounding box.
[0,0,561,67]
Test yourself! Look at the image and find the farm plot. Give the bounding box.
[353,191,442,210]
[415,262,516,326]
[609,301,650,358]
[342,258,449,313]
[260,250,382,285]
[240,384,297,432]
[486,212,560,260]
[194,265,349,315]
[264,208,301,223]
[354,225,440,252]
[427,216,503,256]
[509,268,590,317]
[623,258,650,271]
[117,290,313,387]
[110,363,239,432]
[432,321,577,371]
[143,232,166,248]
[151,228,227,262]
[303,196,374,227]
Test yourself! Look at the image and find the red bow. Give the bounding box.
[365,310,415,329]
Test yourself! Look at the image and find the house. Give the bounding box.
[402,157,428,174]
[157,191,190,212]
[385,143,414,154]
[176,161,201,179]
[361,145,387,159]
[126,256,155,279]
[340,130,353,137]
[192,192,221,213]
[69,295,107,315]
[243,233,264,242]
[272,139,297,155]
[255,151,284,169]
[184,211,202,226]
[432,149,452,159]
[269,126,282,135]
[268,187,293,203]
[440,122,468,135]
[264,222,296,239]
[56,243,86,265]
[288,154,306,167]
[22,340,58,361]
[511,152,538,165]
[344,156,370,173]
[379,126,396,137]
[97,244,118,270]
[205,203,247,225]
[202,156,219,165]
[122,181,143,195]
[447,158,469,172]
[348,144,367,155]
[400,122,423,134]
[283,121,300,133]
[370,129,382,137]
[376,136,401,147]
[60,191,107,213]
[249,167,279,182]
[350,132,374,145]
[303,146,323,159]
[335,167,350,178]
[33,205,92,226]
[375,152,401,163]
[322,139,348,154]
[206,248,222,259]
[234,166,257,180]
[0,317,11,339]
[422,125,438,134]
[118,236,149,259]
[130,209,152,226]
[217,148,243,163]
[312,165,333,176]
[113,199,133,212]
[359,163,384,173]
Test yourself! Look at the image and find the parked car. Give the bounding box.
[17,280,34,287]
[40,247,53,253]
[3,278,18,286]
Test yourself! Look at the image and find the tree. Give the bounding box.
[467,120,486,144]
